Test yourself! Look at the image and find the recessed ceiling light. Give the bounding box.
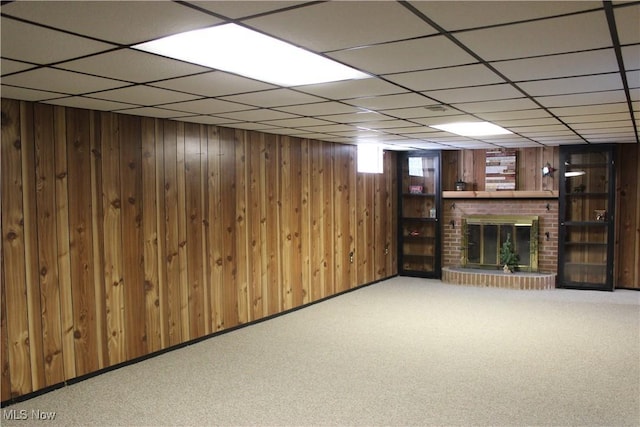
[430,121,512,137]
[133,24,371,86]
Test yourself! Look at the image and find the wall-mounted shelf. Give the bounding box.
[442,190,558,199]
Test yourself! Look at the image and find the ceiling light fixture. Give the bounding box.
[430,122,512,137]
[133,24,371,86]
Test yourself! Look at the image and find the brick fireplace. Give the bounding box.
[441,197,558,288]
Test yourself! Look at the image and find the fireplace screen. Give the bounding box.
[462,215,539,272]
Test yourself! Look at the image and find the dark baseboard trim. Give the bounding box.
[1,274,397,408]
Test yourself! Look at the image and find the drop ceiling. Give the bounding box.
[1,1,638,150]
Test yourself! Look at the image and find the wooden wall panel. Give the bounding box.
[33,104,64,386]
[248,131,265,318]
[0,99,398,402]
[89,111,107,370]
[219,127,239,329]
[119,115,147,360]
[141,117,162,352]
[100,112,125,366]
[52,106,76,380]
[66,107,99,376]
[333,144,351,293]
[300,140,312,304]
[162,121,182,346]
[616,144,640,288]
[1,264,10,401]
[322,141,335,298]
[234,129,250,324]
[206,126,223,332]
[1,98,33,397]
[20,102,45,391]
[184,123,206,339]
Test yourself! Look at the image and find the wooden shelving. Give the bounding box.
[443,190,558,199]
[398,151,441,278]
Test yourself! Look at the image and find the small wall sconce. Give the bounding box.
[542,162,556,178]
[546,203,550,211]
[450,220,455,229]
[545,232,550,241]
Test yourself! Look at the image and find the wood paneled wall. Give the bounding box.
[441,147,560,192]
[0,99,398,402]
[615,144,640,289]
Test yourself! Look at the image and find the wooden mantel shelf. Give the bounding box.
[442,190,559,199]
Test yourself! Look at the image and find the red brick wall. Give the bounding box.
[442,199,559,273]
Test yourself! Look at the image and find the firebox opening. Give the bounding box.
[462,215,539,272]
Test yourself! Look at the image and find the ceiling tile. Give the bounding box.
[384,125,436,134]
[151,71,276,97]
[215,109,299,122]
[328,36,476,75]
[476,109,553,121]
[172,115,241,126]
[297,124,358,133]
[92,85,200,105]
[229,122,280,131]
[409,1,600,32]
[561,112,633,124]
[0,17,114,64]
[1,1,221,45]
[259,117,335,128]
[43,96,136,111]
[491,49,619,81]
[244,1,435,52]
[506,124,569,133]
[353,120,417,130]
[455,11,612,61]
[162,98,251,115]
[384,64,504,91]
[274,102,363,116]
[627,70,640,88]
[410,114,482,126]
[379,106,459,120]
[452,98,539,113]
[318,111,390,124]
[1,59,36,76]
[493,117,563,127]
[295,78,405,100]
[535,90,627,108]
[423,84,523,104]
[57,49,210,83]
[220,89,324,108]
[114,107,196,119]
[344,93,433,110]
[518,73,623,96]
[2,68,128,95]
[570,120,634,130]
[550,102,631,116]
[191,1,303,19]
[622,45,640,74]
[0,85,64,102]
[613,3,640,44]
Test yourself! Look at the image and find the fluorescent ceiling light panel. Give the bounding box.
[133,24,371,86]
[430,122,512,137]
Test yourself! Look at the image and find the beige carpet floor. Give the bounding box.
[3,277,639,426]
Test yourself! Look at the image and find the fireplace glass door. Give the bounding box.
[463,216,538,272]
